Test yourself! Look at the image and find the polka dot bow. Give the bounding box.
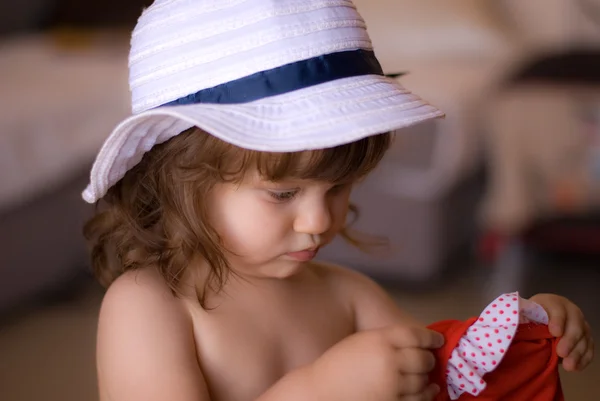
[445,292,549,400]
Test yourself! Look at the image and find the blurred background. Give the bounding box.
[0,0,599,400]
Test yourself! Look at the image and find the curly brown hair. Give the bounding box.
[83,127,391,307]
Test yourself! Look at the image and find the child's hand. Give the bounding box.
[309,325,445,401]
[529,293,594,371]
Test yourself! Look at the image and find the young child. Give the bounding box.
[83,1,594,401]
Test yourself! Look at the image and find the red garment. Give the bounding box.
[428,302,564,400]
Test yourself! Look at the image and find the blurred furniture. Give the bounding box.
[49,0,152,28]
[479,49,600,262]
[0,0,51,35]
[0,32,130,313]
[319,0,519,281]
[321,0,600,280]
[494,0,600,52]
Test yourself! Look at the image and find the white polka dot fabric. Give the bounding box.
[445,292,549,400]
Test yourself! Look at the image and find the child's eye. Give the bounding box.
[268,190,298,202]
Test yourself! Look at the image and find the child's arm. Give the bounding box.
[96,270,211,401]
[258,324,443,401]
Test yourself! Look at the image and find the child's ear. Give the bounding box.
[347,203,360,226]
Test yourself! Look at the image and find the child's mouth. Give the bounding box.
[286,248,319,261]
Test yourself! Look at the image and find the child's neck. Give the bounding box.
[181,258,319,308]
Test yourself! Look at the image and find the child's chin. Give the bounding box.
[263,259,312,280]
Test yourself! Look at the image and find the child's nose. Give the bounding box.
[293,200,332,235]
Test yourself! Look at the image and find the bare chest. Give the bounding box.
[188,289,355,401]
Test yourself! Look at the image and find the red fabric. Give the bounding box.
[428,319,564,401]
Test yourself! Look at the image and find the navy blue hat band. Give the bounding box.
[162,49,384,106]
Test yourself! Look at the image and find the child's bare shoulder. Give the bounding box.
[311,261,423,330]
[98,267,193,355]
[97,268,209,400]
[99,267,187,324]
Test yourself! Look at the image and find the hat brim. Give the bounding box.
[83,75,444,203]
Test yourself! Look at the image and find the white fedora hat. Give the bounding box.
[82,0,445,204]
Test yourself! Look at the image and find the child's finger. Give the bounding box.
[577,339,594,371]
[556,331,582,359]
[556,309,585,357]
[577,349,593,371]
[549,322,564,338]
[563,357,577,372]
[545,307,567,337]
[563,337,588,372]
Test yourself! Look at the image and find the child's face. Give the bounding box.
[208,169,353,279]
